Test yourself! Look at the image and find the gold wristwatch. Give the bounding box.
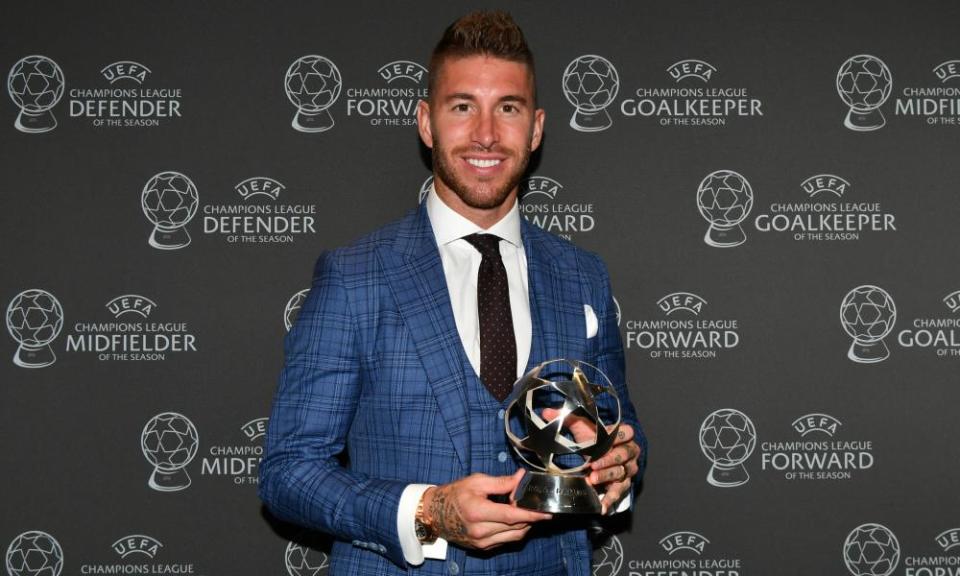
[415,490,439,544]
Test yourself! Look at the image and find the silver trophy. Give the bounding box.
[504,358,621,513]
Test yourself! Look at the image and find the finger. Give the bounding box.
[474,525,532,550]
[469,469,525,495]
[591,444,633,471]
[600,478,631,515]
[471,499,552,524]
[613,424,634,445]
[589,463,627,485]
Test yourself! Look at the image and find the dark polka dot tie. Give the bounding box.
[464,233,517,402]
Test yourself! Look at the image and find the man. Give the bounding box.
[260,11,646,575]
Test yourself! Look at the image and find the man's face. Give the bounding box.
[417,55,545,224]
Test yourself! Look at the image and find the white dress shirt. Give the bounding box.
[397,186,627,565]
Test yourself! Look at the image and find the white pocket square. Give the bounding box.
[584,304,598,339]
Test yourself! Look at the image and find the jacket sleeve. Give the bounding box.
[259,251,409,567]
[582,251,648,480]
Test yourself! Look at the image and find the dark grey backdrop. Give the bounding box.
[3,1,959,575]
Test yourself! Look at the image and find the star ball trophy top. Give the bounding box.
[504,358,621,513]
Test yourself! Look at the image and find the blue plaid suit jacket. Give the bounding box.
[260,202,645,574]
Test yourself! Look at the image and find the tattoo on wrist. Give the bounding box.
[429,485,468,542]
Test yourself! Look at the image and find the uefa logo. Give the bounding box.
[840,285,896,364]
[6,289,64,368]
[141,412,200,492]
[141,171,199,250]
[5,531,64,576]
[284,289,310,332]
[591,533,623,576]
[843,523,900,576]
[836,55,893,132]
[7,55,65,133]
[285,55,342,133]
[285,541,329,576]
[562,55,620,133]
[696,170,754,248]
[699,409,757,487]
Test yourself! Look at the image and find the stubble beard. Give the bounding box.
[432,141,531,211]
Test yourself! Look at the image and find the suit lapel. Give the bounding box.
[377,205,472,471]
[523,220,587,369]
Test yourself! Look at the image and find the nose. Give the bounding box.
[471,108,498,149]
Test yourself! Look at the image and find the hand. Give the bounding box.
[422,469,552,550]
[541,407,642,514]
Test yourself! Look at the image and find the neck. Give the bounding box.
[433,181,518,230]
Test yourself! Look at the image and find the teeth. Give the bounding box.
[467,158,501,168]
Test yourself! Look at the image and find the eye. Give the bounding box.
[452,103,471,112]
[502,103,518,114]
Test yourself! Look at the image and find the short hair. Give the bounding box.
[428,10,536,103]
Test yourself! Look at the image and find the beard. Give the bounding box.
[432,140,532,210]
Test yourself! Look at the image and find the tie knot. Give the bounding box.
[463,233,502,258]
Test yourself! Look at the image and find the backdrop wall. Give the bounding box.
[3,2,959,575]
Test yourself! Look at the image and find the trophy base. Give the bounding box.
[15,110,57,133]
[293,110,335,133]
[149,227,191,250]
[514,471,602,514]
[844,108,886,132]
[704,224,746,248]
[148,468,191,492]
[707,464,750,487]
[14,345,56,368]
[569,110,612,133]
[848,340,890,363]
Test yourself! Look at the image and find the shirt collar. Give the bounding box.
[425,183,522,248]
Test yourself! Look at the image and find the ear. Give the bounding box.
[530,108,545,151]
[417,99,434,149]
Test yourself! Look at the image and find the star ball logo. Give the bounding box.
[284,289,310,331]
[753,174,897,242]
[620,531,744,575]
[760,413,875,481]
[64,294,197,361]
[6,288,64,368]
[6,55,65,133]
[894,59,960,126]
[344,59,428,127]
[591,532,623,576]
[5,531,63,576]
[68,60,183,128]
[141,412,200,492]
[285,540,329,576]
[841,285,897,364]
[202,176,318,244]
[836,55,893,131]
[895,290,960,358]
[142,171,199,250]
[699,408,757,488]
[562,55,620,133]
[697,170,754,248]
[620,58,763,127]
[623,292,740,359]
[519,175,596,240]
[199,417,268,486]
[285,55,342,133]
[843,523,900,576]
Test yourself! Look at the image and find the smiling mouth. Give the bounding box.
[465,158,502,168]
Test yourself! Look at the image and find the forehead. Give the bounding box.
[433,55,534,99]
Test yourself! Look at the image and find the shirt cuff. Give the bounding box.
[611,491,631,514]
[397,484,449,565]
